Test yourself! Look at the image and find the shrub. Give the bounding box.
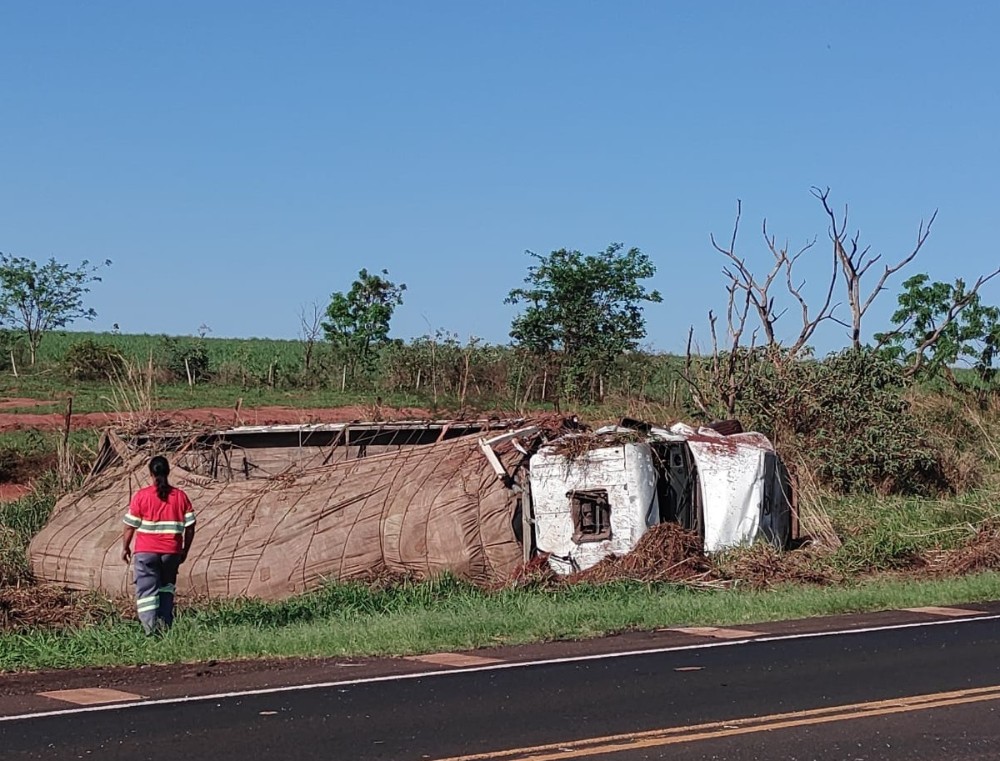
[732,348,943,495]
[804,349,942,494]
[62,338,125,381]
[161,338,210,383]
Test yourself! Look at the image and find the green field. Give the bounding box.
[3,329,687,416]
[0,373,427,416]
[34,330,306,370]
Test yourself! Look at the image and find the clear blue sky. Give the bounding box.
[1,1,997,354]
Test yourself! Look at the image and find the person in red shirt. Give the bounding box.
[121,456,196,635]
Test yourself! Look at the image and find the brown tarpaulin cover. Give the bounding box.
[29,434,527,599]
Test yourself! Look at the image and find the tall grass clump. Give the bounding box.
[0,473,59,584]
[823,488,1000,575]
[104,354,161,431]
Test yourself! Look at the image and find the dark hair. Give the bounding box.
[149,456,172,501]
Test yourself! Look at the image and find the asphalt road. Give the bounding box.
[2,616,999,760]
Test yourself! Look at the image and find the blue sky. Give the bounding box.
[1,1,997,354]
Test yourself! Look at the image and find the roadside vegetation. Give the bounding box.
[3,572,999,672]
[2,187,1000,671]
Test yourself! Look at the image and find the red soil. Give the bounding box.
[0,404,435,433]
[0,483,31,502]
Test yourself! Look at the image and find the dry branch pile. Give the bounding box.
[715,544,841,589]
[560,523,845,590]
[0,584,123,633]
[544,431,644,460]
[926,517,1000,576]
[568,524,716,585]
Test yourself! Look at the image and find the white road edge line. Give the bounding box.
[3,612,998,723]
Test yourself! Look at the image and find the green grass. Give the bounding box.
[1,328,689,414]
[0,428,99,454]
[824,490,999,574]
[2,572,999,672]
[0,329,434,414]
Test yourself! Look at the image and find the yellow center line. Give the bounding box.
[431,684,1000,761]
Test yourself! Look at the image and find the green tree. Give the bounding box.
[506,243,662,400]
[876,272,1000,384]
[322,268,406,377]
[0,255,111,365]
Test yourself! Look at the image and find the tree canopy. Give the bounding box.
[506,243,662,399]
[877,273,1000,384]
[0,254,110,364]
[322,268,406,375]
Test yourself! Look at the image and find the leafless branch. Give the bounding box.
[873,314,914,350]
[683,324,711,417]
[299,302,324,371]
[754,217,838,357]
[711,202,787,347]
[812,186,937,349]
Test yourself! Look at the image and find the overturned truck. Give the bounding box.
[29,418,796,599]
[530,421,796,575]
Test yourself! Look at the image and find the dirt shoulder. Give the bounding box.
[0,404,435,433]
[0,401,436,500]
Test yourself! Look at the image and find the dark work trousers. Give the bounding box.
[133,552,181,635]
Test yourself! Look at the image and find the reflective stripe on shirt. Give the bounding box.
[135,520,185,534]
[124,514,195,531]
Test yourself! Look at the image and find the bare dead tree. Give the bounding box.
[685,189,954,420]
[711,201,838,358]
[684,198,842,419]
[711,201,783,347]
[683,274,757,418]
[812,186,937,349]
[763,221,839,355]
[299,302,324,371]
